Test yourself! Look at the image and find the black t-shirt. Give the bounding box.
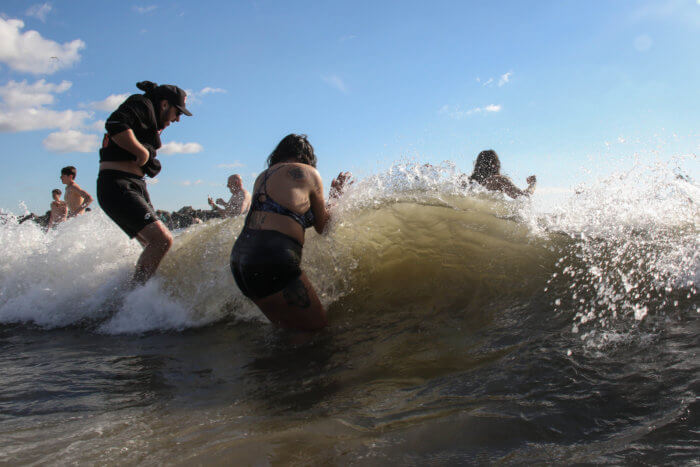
[99,94,162,162]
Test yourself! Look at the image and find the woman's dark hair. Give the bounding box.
[267,134,317,168]
[469,149,501,183]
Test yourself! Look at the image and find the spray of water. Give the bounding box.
[0,157,696,337]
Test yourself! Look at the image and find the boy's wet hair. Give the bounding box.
[52,189,62,196]
[267,134,317,168]
[61,166,77,177]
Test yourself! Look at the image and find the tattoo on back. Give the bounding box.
[288,167,305,181]
[283,277,311,308]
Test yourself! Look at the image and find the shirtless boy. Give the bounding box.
[60,166,93,217]
[208,174,251,217]
[47,189,68,228]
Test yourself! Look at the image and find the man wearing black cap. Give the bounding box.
[97,81,192,286]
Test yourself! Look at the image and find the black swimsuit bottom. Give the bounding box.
[230,228,303,299]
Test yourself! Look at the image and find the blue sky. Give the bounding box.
[1,0,698,214]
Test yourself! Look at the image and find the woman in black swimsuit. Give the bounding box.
[230,134,350,331]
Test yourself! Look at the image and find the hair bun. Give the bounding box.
[136,81,158,92]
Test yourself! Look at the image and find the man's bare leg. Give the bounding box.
[131,221,173,286]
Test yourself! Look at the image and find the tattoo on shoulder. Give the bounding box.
[288,167,305,181]
[282,277,311,308]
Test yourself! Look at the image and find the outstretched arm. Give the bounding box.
[486,175,536,199]
[310,171,352,234]
[208,196,221,211]
[524,175,537,196]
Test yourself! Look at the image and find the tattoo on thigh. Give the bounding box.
[288,167,305,180]
[283,277,311,308]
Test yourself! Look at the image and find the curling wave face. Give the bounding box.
[0,159,697,337]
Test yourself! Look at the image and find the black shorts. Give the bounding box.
[230,228,303,299]
[97,170,157,238]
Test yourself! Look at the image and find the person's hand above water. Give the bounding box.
[526,175,537,185]
[330,172,353,199]
[207,196,216,207]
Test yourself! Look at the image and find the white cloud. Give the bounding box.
[133,5,157,14]
[0,109,90,133]
[146,178,159,185]
[180,180,203,186]
[159,142,204,155]
[199,87,226,95]
[217,162,245,169]
[42,130,99,153]
[88,93,129,111]
[322,74,348,93]
[0,18,84,74]
[26,3,53,22]
[482,78,494,87]
[439,104,501,119]
[0,79,92,133]
[498,72,512,86]
[0,79,70,108]
[183,86,227,104]
[91,120,105,131]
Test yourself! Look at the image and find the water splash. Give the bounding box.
[0,157,696,336]
[543,155,698,344]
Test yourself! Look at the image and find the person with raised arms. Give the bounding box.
[467,149,536,199]
[208,174,251,217]
[230,134,351,331]
[96,81,192,286]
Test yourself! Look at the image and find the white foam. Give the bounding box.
[0,210,139,327]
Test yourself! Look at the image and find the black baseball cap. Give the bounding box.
[158,84,192,116]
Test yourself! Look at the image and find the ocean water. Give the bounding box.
[0,159,697,464]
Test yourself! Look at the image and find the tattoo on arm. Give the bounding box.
[288,167,305,181]
[282,277,311,308]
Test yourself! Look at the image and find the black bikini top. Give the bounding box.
[248,166,315,229]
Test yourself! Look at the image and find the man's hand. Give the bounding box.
[208,196,216,207]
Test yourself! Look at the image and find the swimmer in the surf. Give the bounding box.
[60,166,93,217]
[466,149,536,199]
[208,174,251,217]
[47,189,68,229]
[230,134,351,331]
